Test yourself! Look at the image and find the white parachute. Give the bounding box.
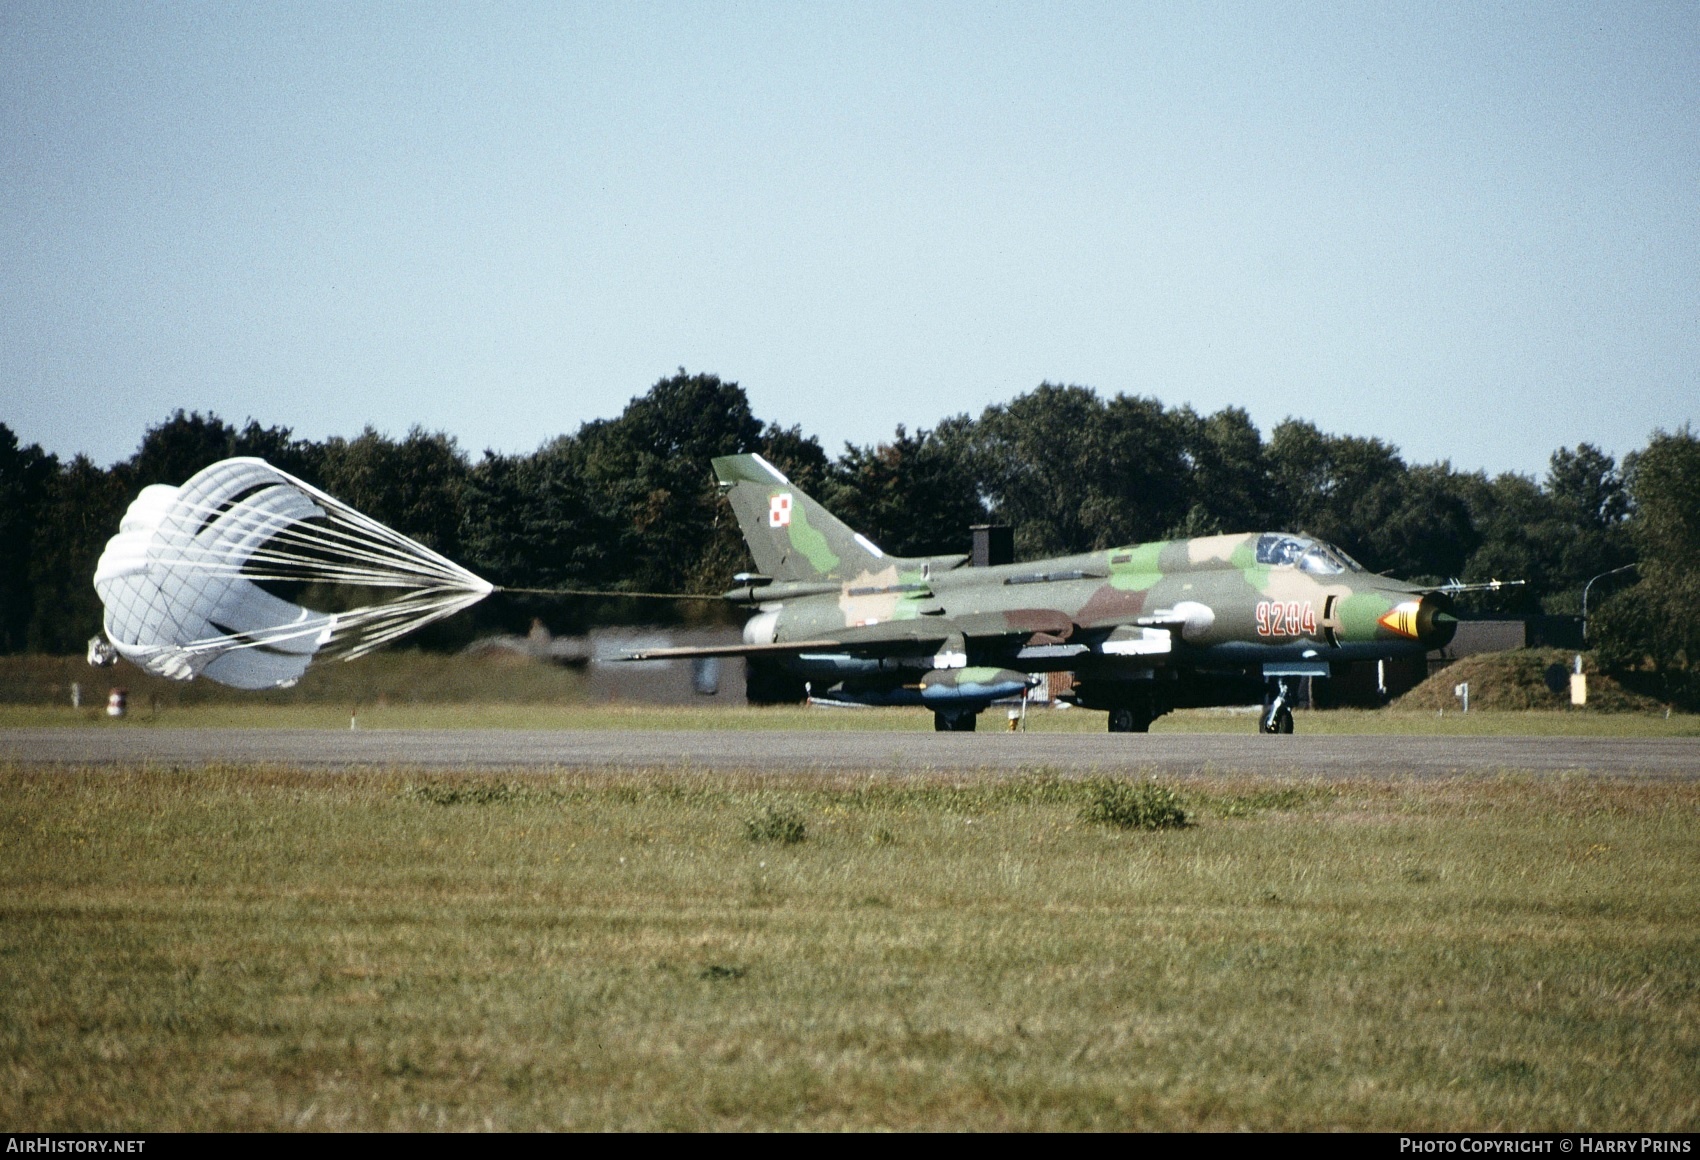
[93,457,493,689]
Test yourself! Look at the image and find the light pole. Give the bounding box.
[1581,563,1637,643]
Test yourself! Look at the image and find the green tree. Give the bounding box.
[974,384,1189,558]
[1540,443,1634,612]
[1594,427,1700,703]
[1548,442,1630,528]
[27,455,131,653]
[318,427,470,558]
[1453,471,1559,614]
[129,410,242,487]
[458,439,628,635]
[462,441,605,590]
[1169,406,1276,536]
[577,370,765,593]
[825,419,987,559]
[0,425,59,652]
[1267,421,1480,583]
[129,411,320,488]
[1268,421,1403,561]
[1370,462,1478,584]
[757,423,830,496]
[1451,445,1634,616]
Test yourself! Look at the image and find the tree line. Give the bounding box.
[2,371,1694,701]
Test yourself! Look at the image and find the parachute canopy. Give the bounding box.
[93,457,493,689]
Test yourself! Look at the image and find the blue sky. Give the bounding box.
[2,2,1695,476]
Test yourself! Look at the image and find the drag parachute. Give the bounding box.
[93,457,493,689]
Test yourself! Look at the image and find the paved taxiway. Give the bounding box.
[2,728,1696,778]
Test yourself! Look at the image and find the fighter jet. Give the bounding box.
[626,453,1477,733]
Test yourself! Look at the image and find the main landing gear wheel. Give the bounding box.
[933,710,978,732]
[1107,706,1152,733]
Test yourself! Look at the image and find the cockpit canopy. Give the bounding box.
[1254,534,1366,576]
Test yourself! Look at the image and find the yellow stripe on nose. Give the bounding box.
[1377,601,1422,639]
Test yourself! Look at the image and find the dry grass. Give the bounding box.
[2,763,1697,1130]
[1398,650,1665,714]
[0,651,588,708]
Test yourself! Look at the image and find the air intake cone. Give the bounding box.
[1378,597,1457,648]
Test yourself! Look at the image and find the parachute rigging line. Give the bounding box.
[496,586,724,601]
[94,457,494,689]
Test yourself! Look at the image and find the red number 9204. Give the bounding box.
[1256,600,1317,638]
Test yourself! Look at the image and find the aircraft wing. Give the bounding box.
[619,611,1098,663]
[620,639,845,661]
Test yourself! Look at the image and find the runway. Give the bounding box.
[3,727,1697,778]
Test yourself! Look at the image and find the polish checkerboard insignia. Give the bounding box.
[769,493,793,528]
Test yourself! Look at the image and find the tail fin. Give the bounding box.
[713,454,889,582]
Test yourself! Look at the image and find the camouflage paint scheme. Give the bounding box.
[630,454,1458,732]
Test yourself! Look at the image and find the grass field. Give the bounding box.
[0,651,589,708]
[2,763,1696,1130]
[4,701,1697,736]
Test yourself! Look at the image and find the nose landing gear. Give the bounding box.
[1260,678,1297,734]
